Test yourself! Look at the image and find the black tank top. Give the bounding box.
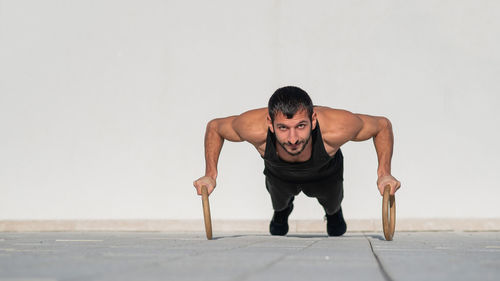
[262,122,343,184]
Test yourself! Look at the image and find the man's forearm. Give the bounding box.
[373,117,394,177]
[204,120,224,180]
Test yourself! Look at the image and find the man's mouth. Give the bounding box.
[287,143,301,150]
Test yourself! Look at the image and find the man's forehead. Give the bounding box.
[273,109,310,123]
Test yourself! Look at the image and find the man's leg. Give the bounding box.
[301,180,343,214]
[265,177,300,235]
[265,177,299,212]
[302,180,347,236]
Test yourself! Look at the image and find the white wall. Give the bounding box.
[1,0,499,220]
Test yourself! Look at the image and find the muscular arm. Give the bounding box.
[194,108,268,195]
[317,106,400,195]
[204,116,244,180]
[352,113,401,195]
[352,114,394,178]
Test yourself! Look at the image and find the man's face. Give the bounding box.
[269,109,317,157]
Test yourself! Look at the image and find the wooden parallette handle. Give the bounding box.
[201,185,213,240]
[382,185,396,241]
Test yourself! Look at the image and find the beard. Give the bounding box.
[277,131,312,156]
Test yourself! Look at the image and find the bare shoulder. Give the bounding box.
[232,107,269,146]
[314,106,363,146]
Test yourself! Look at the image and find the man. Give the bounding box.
[193,86,401,236]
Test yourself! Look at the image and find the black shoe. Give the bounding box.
[325,207,347,236]
[269,198,294,236]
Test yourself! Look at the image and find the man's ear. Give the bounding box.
[267,115,274,133]
[311,112,318,130]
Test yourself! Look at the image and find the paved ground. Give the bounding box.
[0,231,499,281]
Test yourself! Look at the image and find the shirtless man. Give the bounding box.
[193,86,401,236]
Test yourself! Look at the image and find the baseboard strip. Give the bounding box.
[1,218,499,232]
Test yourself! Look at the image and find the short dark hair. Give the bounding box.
[268,86,313,122]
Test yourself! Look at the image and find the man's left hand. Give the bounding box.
[377,175,401,196]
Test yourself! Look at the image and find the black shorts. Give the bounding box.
[265,175,344,215]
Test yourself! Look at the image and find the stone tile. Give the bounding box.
[0,232,498,281]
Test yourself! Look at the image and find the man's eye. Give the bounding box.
[297,124,305,128]
[279,126,287,130]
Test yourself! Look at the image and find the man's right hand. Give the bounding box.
[193,176,216,196]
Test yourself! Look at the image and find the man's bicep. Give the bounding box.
[208,108,268,144]
[209,116,244,142]
[351,114,385,142]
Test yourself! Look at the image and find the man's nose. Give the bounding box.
[288,129,299,144]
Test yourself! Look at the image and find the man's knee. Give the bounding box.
[302,180,342,197]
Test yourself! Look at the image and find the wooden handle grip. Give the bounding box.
[382,185,396,241]
[201,186,213,240]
